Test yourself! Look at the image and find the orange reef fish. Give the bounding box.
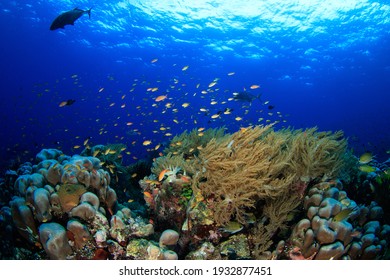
[143,191,153,205]
[155,95,167,102]
[158,169,170,181]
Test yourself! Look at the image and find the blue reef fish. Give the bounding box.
[50,8,92,30]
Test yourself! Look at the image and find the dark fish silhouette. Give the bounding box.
[232,92,261,102]
[59,99,76,107]
[50,8,91,30]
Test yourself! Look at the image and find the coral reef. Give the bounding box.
[274,180,389,259]
[0,125,389,260]
[1,149,178,260]
[142,124,355,257]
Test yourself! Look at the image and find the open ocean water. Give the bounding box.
[0,0,389,168]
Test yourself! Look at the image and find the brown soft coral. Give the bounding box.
[196,125,347,225]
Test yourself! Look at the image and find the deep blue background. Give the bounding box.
[1,0,389,172]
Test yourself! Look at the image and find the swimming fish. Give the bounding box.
[220,221,243,234]
[158,169,170,181]
[155,95,167,102]
[332,207,357,223]
[358,165,376,173]
[50,8,92,30]
[59,99,76,107]
[232,92,261,102]
[359,152,373,164]
[143,140,152,146]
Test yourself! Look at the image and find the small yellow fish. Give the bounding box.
[358,165,376,173]
[235,117,242,121]
[250,84,260,89]
[359,152,373,164]
[198,127,205,132]
[143,140,152,146]
[211,114,220,119]
[220,221,243,234]
[227,72,235,76]
[182,65,189,71]
[131,173,137,178]
[208,81,217,88]
[93,150,100,157]
[182,102,190,108]
[73,145,81,149]
[332,207,357,222]
[144,179,161,185]
[151,58,158,63]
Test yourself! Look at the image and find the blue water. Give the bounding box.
[1,0,389,171]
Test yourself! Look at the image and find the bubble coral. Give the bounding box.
[67,219,92,250]
[159,229,180,248]
[10,197,38,244]
[39,222,72,260]
[282,180,389,259]
[36,149,63,162]
[32,188,52,222]
[69,202,97,222]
